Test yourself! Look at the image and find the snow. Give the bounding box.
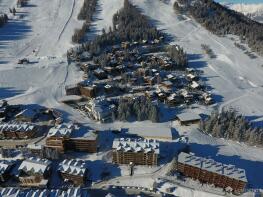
[87,0,124,40]
[130,0,263,125]
[157,179,224,197]
[0,0,262,195]
[174,122,263,190]
[18,157,51,174]
[229,3,263,15]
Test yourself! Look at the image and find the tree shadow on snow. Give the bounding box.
[84,2,103,42]
[0,87,24,99]
[0,19,31,43]
[0,18,32,63]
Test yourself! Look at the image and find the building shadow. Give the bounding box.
[86,160,121,182]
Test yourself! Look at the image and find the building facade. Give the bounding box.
[112,138,159,166]
[18,157,52,187]
[176,113,201,126]
[65,84,80,96]
[45,124,73,153]
[0,122,38,139]
[58,159,88,186]
[0,160,16,183]
[79,86,96,98]
[176,152,247,194]
[46,124,98,153]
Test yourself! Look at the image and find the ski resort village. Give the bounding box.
[0,0,263,196]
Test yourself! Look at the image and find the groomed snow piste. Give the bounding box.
[0,0,263,196]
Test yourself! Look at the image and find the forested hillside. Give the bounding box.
[80,0,163,55]
[200,110,263,146]
[72,0,98,43]
[174,0,263,55]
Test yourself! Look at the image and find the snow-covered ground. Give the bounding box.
[131,0,263,124]
[228,3,263,23]
[86,0,124,40]
[0,0,263,196]
[0,0,83,109]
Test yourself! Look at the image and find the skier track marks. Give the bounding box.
[34,0,62,57]
[57,0,76,43]
[16,0,63,57]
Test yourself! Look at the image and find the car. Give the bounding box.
[18,58,29,64]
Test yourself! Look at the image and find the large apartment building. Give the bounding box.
[112,138,159,166]
[45,124,73,153]
[58,159,88,186]
[0,122,38,139]
[176,152,247,194]
[18,157,52,188]
[46,124,98,153]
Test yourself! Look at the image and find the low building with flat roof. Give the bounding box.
[59,95,84,104]
[120,123,173,141]
[176,113,201,125]
[112,138,159,166]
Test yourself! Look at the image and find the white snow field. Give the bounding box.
[229,3,263,23]
[0,0,263,196]
[0,0,84,108]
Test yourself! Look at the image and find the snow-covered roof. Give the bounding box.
[58,159,87,176]
[167,74,175,79]
[167,93,180,101]
[162,80,173,86]
[48,123,98,140]
[27,144,43,150]
[18,157,51,175]
[65,84,79,90]
[15,109,36,119]
[112,138,160,154]
[187,73,196,79]
[191,81,200,89]
[176,113,201,122]
[0,160,15,174]
[70,128,98,141]
[59,95,83,103]
[119,123,173,140]
[47,123,74,137]
[178,152,247,182]
[0,188,88,197]
[0,188,20,197]
[0,122,37,133]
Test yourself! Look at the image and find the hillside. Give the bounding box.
[173,0,263,56]
[229,3,263,23]
[0,0,262,196]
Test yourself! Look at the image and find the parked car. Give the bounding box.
[18,58,29,64]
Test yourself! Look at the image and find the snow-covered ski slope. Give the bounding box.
[0,0,84,109]
[130,0,263,123]
[0,0,84,60]
[0,0,263,195]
